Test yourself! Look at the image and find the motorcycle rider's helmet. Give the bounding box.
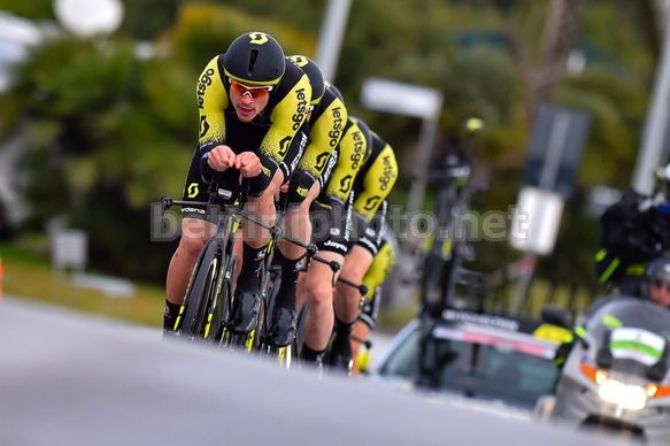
[644,255,670,307]
[647,256,670,282]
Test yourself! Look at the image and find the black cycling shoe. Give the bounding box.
[326,335,354,373]
[265,306,296,347]
[326,352,353,373]
[229,289,261,334]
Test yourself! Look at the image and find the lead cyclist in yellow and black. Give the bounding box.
[163,32,312,335]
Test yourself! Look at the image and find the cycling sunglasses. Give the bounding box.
[229,79,273,99]
[651,279,670,292]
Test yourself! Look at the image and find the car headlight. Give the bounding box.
[597,378,648,411]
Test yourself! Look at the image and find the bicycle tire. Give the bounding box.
[179,240,223,338]
[212,254,236,343]
[249,296,266,351]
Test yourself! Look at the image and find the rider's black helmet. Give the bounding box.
[288,55,325,107]
[223,32,285,86]
[328,82,344,103]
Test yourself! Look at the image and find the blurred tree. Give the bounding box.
[119,0,182,39]
[163,3,315,69]
[7,5,318,281]
[221,0,326,35]
[1,0,664,290]
[11,37,189,279]
[504,0,587,115]
[0,0,54,20]
[0,0,181,39]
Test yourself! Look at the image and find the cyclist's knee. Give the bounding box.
[342,246,373,280]
[179,218,213,256]
[179,235,207,257]
[340,262,367,285]
[304,278,333,309]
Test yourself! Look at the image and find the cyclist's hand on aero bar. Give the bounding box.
[207,145,237,172]
[235,151,262,178]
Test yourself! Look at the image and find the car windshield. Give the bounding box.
[380,325,559,410]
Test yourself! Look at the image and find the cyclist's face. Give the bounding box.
[229,80,271,122]
[649,278,670,307]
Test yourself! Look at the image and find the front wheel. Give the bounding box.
[178,241,224,339]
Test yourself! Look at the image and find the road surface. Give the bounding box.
[0,297,614,446]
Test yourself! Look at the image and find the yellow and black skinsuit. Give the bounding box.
[181,52,311,218]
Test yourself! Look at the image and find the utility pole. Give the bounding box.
[315,0,353,82]
[633,11,670,193]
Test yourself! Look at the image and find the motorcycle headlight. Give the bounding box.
[597,378,648,411]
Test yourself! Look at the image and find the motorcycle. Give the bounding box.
[539,297,670,443]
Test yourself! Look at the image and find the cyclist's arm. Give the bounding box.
[353,144,398,221]
[197,56,228,151]
[260,73,312,163]
[298,96,348,178]
[322,120,368,204]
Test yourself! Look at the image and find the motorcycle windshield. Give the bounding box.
[585,297,670,379]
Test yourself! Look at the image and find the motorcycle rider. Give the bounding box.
[595,164,670,296]
[555,255,670,369]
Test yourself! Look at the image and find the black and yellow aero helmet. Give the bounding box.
[288,55,325,107]
[223,32,285,86]
[327,82,344,102]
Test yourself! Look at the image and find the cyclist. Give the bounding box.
[350,232,396,374]
[163,32,312,335]
[299,114,373,364]
[596,164,670,296]
[327,130,398,369]
[266,57,349,347]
